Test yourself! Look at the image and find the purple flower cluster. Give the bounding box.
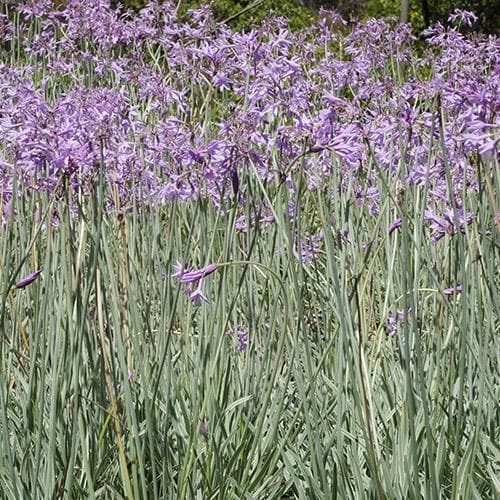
[0,1,497,244]
[227,325,250,353]
[172,261,219,304]
[298,231,324,264]
[387,308,412,336]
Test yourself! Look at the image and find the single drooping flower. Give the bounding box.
[388,218,402,234]
[424,209,473,243]
[15,269,42,289]
[172,261,219,304]
[200,419,208,438]
[186,282,209,305]
[443,282,462,295]
[179,263,219,283]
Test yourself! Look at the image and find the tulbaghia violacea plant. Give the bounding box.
[0,3,498,498]
[0,0,496,243]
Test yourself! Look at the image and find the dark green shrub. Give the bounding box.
[117,0,314,31]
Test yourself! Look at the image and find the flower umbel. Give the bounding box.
[172,262,219,304]
[448,9,478,28]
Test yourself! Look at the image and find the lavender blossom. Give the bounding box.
[227,325,250,353]
[187,283,209,305]
[443,283,462,295]
[179,263,219,283]
[388,218,402,234]
[172,262,219,305]
[448,9,478,28]
[200,420,208,438]
[16,269,42,289]
[387,308,412,336]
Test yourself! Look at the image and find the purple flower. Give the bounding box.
[171,261,185,279]
[16,269,42,289]
[388,218,402,234]
[173,262,219,304]
[230,168,239,197]
[387,308,412,336]
[237,328,249,352]
[425,209,473,243]
[443,282,462,295]
[200,420,208,438]
[187,283,209,305]
[179,263,219,283]
[299,231,323,264]
[387,313,399,336]
[448,9,478,28]
[213,72,231,90]
[227,325,250,352]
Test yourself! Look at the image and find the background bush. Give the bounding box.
[117,0,499,32]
